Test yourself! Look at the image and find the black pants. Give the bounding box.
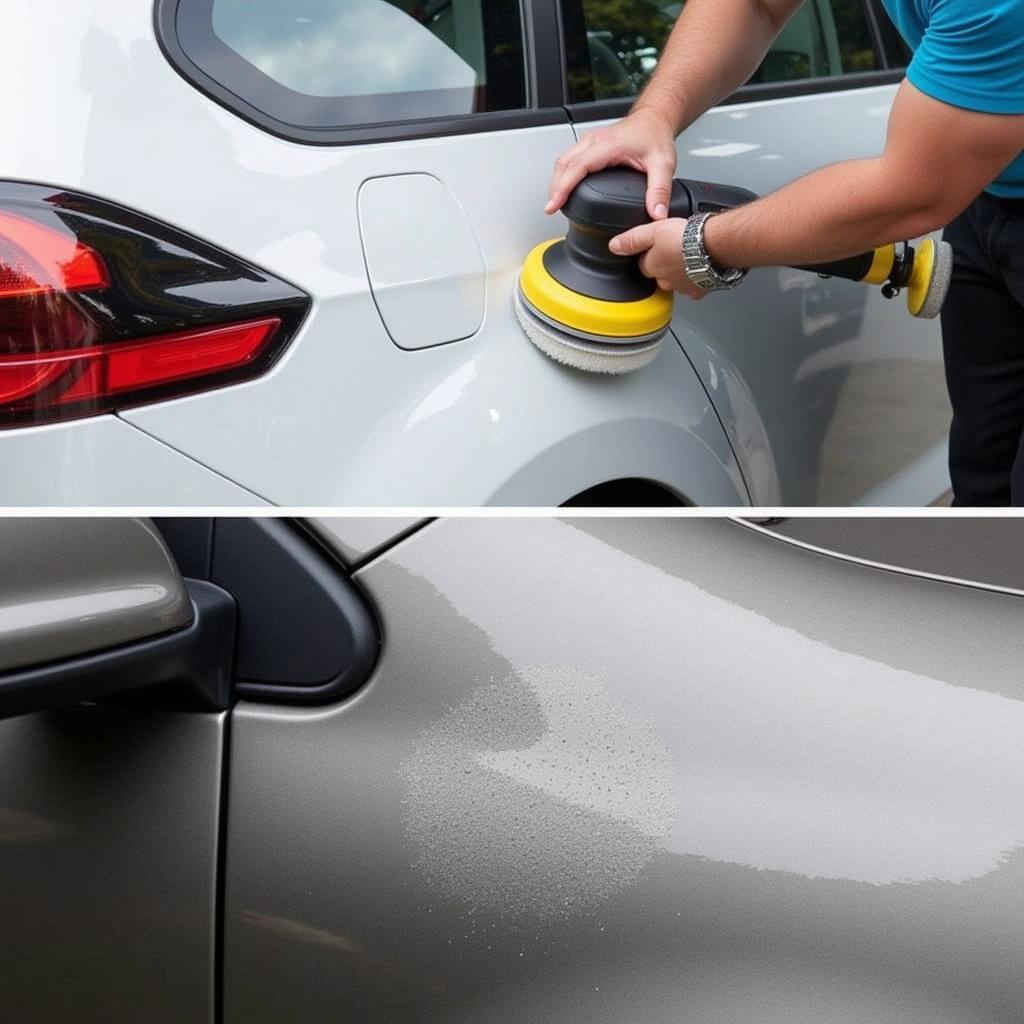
[942,191,1024,505]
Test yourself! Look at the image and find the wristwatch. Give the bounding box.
[681,212,747,292]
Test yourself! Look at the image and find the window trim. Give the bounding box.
[867,0,911,69]
[152,0,568,146]
[857,0,891,70]
[566,68,906,124]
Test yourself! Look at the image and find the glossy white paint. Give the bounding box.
[0,0,948,505]
[358,173,486,350]
[0,417,268,506]
[0,0,745,506]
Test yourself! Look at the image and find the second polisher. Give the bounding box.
[515,168,953,375]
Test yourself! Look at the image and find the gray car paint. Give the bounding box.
[223,517,1024,1023]
[0,705,224,1023]
[757,517,1024,594]
[0,518,192,674]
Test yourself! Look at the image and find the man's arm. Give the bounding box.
[546,0,804,220]
[703,80,1024,268]
[610,81,1024,295]
[631,0,803,135]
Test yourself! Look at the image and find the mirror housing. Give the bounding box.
[0,519,233,719]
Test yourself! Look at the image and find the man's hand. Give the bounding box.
[545,108,678,221]
[543,0,802,221]
[610,218,708,300]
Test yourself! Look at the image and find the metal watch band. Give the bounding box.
[681,212,747,291]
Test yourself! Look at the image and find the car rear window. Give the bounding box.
[169,0,528,133]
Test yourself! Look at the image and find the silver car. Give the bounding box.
[1,515,1021,1022]
[0,0,946,507]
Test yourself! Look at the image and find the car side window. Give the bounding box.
[170,0,527,131]
[565,0,880,103]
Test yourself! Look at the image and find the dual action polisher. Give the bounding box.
[515,168,954,374]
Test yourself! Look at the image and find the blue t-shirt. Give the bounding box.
[882,0,1024,197]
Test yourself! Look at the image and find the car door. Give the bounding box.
[0,516,382,1023]
[223,516,1024,1023]
[0,518,227,1022]
[562,0,950,506]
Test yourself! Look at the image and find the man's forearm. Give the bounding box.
[703,157,948,269]
[634,0,801,134]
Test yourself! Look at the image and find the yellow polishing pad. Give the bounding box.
[519,239,673,339]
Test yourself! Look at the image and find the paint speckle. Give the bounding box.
[400,667,676,920]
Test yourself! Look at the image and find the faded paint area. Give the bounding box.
[401,666,676,920]
[390,518,1024,887]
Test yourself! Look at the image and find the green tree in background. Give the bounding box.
[831,0,878,72]
[579,0,674,99]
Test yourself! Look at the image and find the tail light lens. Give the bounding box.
[0,183,310,428]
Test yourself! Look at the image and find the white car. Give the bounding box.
[0,0,946,506]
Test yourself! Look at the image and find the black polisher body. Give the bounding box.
[546,168,759,302]
[549,167,892,297]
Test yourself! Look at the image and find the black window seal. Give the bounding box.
[527,0,566,109]
[867,0,911,69]
[566,68,905,124]
[861,0,892,69]
[153,0,569,147]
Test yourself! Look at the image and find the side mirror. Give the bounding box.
[0,519,234,719]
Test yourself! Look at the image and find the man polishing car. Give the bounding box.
[548,0,1024,506]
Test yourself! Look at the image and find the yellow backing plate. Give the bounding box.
[907,238,936,317]
[519,239,673,339]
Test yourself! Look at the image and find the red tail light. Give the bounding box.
[0,183,310,428]
[0,212,109,298]
[0,318,280,406]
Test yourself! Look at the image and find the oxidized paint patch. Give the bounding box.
[400,666,676,920]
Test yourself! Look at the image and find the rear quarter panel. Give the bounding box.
[0,0,747,506]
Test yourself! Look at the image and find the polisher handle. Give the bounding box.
[671,177,948,317]
[673,178,888,284]
[671,177,896,286]
[563,170,947,316]
[798,249,895,285]
[670,178,759,218]
[563,170,759,231]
